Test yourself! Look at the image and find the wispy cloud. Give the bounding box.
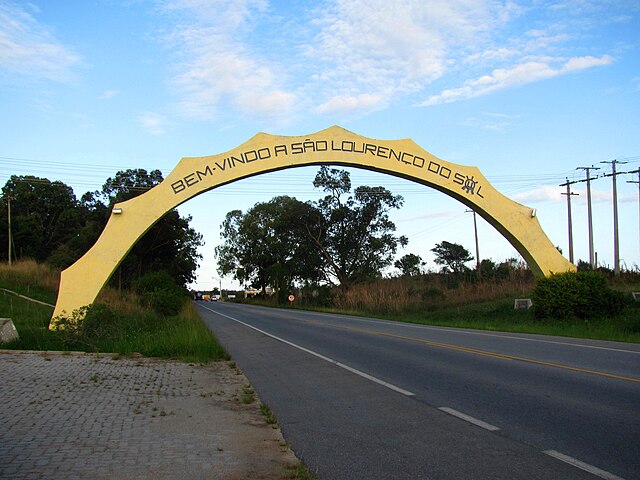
[459,112,520,132]
[162,0,296,121]
[512,186,616,204]
[305,0,508,115]
[512,186,564,203]
[137,111,166,135]
[156,0,626,120]
[420,55,613,106]
[0,1,80,82]
[160,0,512,120]
[100,90,120,100]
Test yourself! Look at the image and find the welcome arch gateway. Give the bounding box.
[50,126,575,326]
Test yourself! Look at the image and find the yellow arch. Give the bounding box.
[50,126,574,326]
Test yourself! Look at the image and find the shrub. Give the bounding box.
[133,270,189,316]
[531,271,626,320]
[299,285,334,308]
[54,304,123,350]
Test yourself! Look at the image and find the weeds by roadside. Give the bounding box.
[0,261,229,363]
[0,259,58,304]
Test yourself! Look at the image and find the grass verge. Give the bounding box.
[246,291,640,343]
[0,260,228,363]
[351,297,640,343]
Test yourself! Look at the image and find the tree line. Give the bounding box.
[1,165,518,299]
[0,169,202,289]
[215,166,503,301]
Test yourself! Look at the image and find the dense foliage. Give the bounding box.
[531,271,626,320]
[1,170,203,289]
[0,176,84,262]
[134,270,190,316]
[394,253,425,277]
[216,167,407,295]
[216,196,322,301]
[309,166,407,289]
[431,240,474,273]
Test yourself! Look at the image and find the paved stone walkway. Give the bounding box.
[0,351,298,479]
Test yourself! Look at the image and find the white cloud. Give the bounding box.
[563,55,613,72]
[100,90,120,99]
[512,186,616,205]
[512,186,564,203]
[316,93,388,115]
[137,111,166,135]
[0,1,80,82]
[420,55,613,106]
[459,112,520,132]
[304,0,508,114]
[162,0,296,121]
[155,0,623,119]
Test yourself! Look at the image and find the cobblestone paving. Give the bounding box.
[0,351,297,479]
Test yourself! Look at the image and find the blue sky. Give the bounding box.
[1,0,639,291]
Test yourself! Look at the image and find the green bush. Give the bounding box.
[134,270,189,316]
[532,271,625,320]
[54,304,123,350]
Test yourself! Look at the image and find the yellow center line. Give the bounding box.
[301,318,640,384]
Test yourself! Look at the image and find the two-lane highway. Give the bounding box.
[196,301,640,480]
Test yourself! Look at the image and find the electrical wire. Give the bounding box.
[2,155,639,198]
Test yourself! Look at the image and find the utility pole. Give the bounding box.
[602,159,627,275]
[627,169,640,265]
[213,276,222,298]
[576,166,600,269]
[6,196,12,266]
[465,209,481,274]
[560,178,579,264]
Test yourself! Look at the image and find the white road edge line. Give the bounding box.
[200,305,415,397]
[438,407,500,432]
[543,450,626,480]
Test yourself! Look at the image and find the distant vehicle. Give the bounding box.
[194,292,203,301]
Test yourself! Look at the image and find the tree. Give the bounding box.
[98,168,165,204]
[216,167,408,294]
[0,169,202,289]
[0,175,83,263]
[86,169,203,288]
[431,241,473,273]
[304,166,407,290]
[215,196,322,299]
[394,253,425,277]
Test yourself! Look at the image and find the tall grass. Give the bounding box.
[294,270,640,343]
[333,273,534,315]
[0,259,59,304]
[0,260,228,362]
[0,289,65,351]
[68,301,229,363]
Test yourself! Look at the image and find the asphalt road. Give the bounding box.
[196,301,640,480]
